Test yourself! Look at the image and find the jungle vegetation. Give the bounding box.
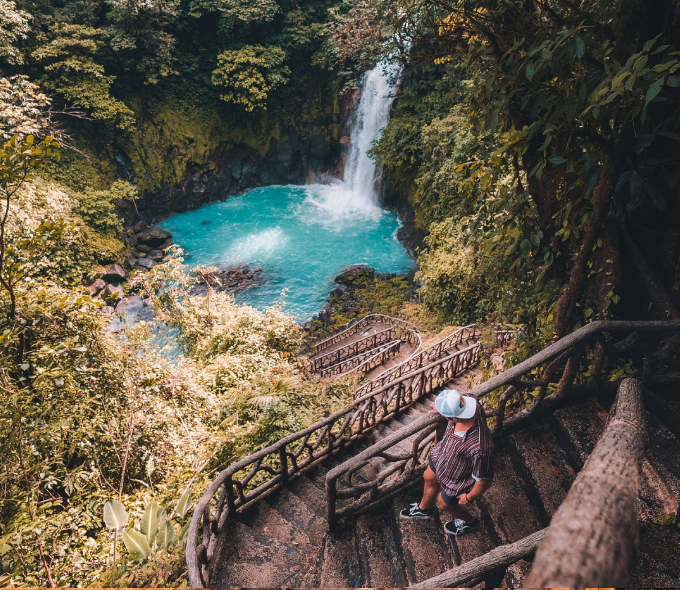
[2,0,680,586]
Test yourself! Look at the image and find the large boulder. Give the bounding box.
[136,257,156,270]
[136,228,172,248]
[86,278,106,295]
[334,265,375,286]
[103,264,127,283]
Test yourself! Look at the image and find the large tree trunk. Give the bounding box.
[554,159,616,337]
[525,378,647,587]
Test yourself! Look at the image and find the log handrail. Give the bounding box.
[410,528,548,588]
[325,320,680,529]
[525,378,648,587]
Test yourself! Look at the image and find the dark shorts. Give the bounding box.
[428,456,459,506]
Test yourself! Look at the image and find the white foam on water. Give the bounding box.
[223,226,288,263]
[299,181,383,231]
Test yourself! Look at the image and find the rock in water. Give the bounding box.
[136,228,172,248]
[136,257,156,270]
[103,264,127,283]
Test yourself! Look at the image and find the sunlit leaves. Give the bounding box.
[103,499,128,530]
[212,45,290,111]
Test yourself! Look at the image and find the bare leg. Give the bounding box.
[419,466,440,510]
[437,495,475,524]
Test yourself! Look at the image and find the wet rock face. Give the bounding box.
[138,124,341,216]
[193,266,264,295]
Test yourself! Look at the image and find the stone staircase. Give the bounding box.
[188,319,680,588]
[208,384,680,588]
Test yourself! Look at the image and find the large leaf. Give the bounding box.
[103,499,128,531]
[177,521,190,544]
[175,488,192,519]
[646,78,663,104]
[123,529,151,561]
[140,502,160,544]
[157,519,175,550]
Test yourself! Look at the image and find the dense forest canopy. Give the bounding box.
[1,0,680,586]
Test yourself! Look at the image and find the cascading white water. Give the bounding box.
[301,60,401,225]
[343,61,401,200]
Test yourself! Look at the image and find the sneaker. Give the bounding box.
[444,518,479,536]
[400,502,433,520]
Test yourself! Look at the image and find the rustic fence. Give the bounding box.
[325,320,680,530]
[186,324,496,587]
[319,340,402,379]
[308,326,398,372]
[312,314,419,354]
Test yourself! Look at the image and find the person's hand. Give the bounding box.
[429,401,439,414]
[457,493,471,505]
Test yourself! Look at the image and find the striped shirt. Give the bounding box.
[429,396,494,498]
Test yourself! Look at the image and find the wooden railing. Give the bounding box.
[308,327,398,372]
[325,320,680,530]
[319,340,402,379]
[186,325,495,588]
[525,378,647,587]
[312,314,419,354]
[352,325,512,399]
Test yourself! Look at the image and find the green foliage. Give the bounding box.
[32,24,135,129]
[212,45,291,111]
[0,0,31,65]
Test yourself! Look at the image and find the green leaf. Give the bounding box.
[526,62,534,81]
[643,34,662,53]
[668,76,680,88]
[103,499,128,531]
[157,519,174,550]
[646,78,664,104]
[140,502,160,544]
[519,239,532,257]
[177,521,190,543]
[175,488,192,519]
[548,156,566,165]
[123,529,151,561]
[575,37,585,59]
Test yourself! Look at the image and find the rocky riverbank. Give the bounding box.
[301,265,418,347]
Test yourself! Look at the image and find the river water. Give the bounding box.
[160,61,412,319]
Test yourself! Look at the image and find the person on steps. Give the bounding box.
[400,389,494,536]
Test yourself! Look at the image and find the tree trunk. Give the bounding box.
[525,378,647,587]
[554,159,616,338]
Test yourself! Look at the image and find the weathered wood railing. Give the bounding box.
[319,340,402,379]
[308,326,398,372]
[352,325,513,399]
[325,320,680,530]
[186,326,493,587]
[313,314,419,354]
[525,377,647,587]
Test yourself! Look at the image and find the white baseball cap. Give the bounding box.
[435,389,477,419]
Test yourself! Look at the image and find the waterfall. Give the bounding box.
[301,60,400,227]
[343,60,401,201]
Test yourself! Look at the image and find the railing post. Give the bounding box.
[326,477,338,530]
[279,445,288,481]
